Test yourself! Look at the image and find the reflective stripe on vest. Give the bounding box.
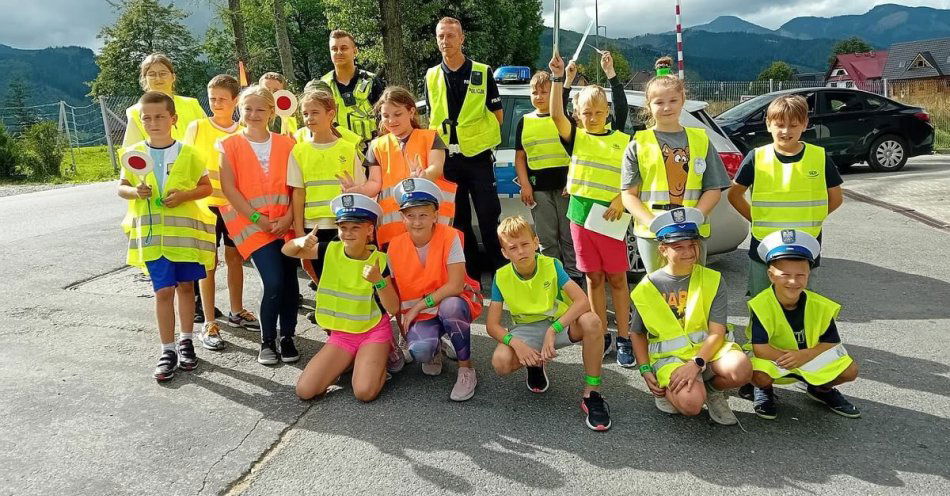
[314,241,387,332]
[648,330,710,355]
[425,62,501,157]
[494,255,570,324]
[567,129,630,203]
[750,143,828,239]
[633,127,711,238]
[522,114,569,170]
[322,70,378,141]
[292,139,356,220]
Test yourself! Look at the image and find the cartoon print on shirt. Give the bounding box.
[662,143,689,204]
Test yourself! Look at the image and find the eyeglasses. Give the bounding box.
[146,71,172,79]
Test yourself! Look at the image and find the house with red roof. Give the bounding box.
[825,51,889,91]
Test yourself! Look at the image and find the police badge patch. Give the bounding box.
[781,229,796,244]
[404,178,416,191]
[342,195,354,208]
[672,208,686,224]
[470,71,483,86]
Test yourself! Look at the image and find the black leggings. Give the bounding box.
[249,240,299,342]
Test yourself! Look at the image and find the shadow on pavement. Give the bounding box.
[847,343,950,399]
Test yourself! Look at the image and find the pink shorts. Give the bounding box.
[570,222,629,274]
[326,314,394,356]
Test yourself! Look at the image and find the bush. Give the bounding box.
[0,124,22,179]
[21,121,65,179]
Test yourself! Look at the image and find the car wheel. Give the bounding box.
[868,135,908,172]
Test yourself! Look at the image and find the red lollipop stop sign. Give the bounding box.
[273,90,298,117]
[122,150,154,178]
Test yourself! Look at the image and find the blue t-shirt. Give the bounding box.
[491,257,570,302]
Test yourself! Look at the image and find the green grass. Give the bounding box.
[59,145,116,183]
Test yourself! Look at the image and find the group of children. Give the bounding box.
[117,47,861,432]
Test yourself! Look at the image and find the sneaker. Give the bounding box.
[421,352,443,376]
[387,344,405,373]
[581,391,611,431]
[279,337,300,363]
[258,340,279,365]
[753,386,778,420]
[737,383,755,401]
[615,336,635,367]
[806,385,861,418]
[396,332,413,364]
[440,335,457,360]
[194,305,205,324]
[199,322,226,351]
[705,383,738,425]
[177,339,198,371]
[228,310,260,331]
[153,350,178,382]
[602,333,613,357]
[450,367,477,401]
[654,395,679,414]
[526,365,549,393]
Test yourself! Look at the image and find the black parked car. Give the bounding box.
[714,87,935,172]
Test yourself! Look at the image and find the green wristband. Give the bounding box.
[639,364,653,376]
[551,320,565,333]
[249,211,261,223]
[585,375,602,387]
[373,279,387,290]
[424,294,436,308]
[503,333,513,346]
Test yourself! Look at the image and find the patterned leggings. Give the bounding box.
[406,296,472,362]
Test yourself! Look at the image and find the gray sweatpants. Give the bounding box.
[531,189,580,278]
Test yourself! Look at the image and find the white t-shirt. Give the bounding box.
[416,236,465,266]
[215,134,272,173]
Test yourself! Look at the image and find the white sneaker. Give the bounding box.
[450,367,477,401]
[422,352,443,376]
[440,335,457,360]
[705,385,738,425]
[654,395,679,414]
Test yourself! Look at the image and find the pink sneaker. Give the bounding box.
[450,367,477,401]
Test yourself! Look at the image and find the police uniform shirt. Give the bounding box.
[734,147,843,264]
[749,290,841,349]
[423,58,503,154]
[329,65,386,109]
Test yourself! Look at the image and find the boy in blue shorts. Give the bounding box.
[117,91,216,381]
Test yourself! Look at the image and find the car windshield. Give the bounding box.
[715,93,774,120]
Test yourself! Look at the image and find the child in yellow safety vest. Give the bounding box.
[629,207,751,425]
[182,74,261,350]
[117,91,216,382]
[727,94,844,298]
[294,79,364,148]
[487,216,611,431]
[746,229,860,420]
[288,90,381,285]
[123,53,207,146]
[282,193,400,403]
[548,50,633,368]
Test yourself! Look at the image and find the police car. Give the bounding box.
[419,84,750,272]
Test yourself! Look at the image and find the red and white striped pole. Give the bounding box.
[675,0,685,79]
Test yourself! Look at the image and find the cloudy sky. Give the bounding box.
[1,0,948,51]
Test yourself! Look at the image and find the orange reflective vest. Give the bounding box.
[373,129,457,246]
[219,133,295,259]
[387,223,482,323]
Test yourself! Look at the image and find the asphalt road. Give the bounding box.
[1,158,948,495]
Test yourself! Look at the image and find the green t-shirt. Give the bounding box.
[567,195,610,225]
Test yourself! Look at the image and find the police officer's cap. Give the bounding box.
[651,207,705,243]
[757,229,821,265]
[331,193,382,224]
[395,178,441,210]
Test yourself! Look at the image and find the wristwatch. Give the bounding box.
[550,75,565,83]
[692,357,707,372]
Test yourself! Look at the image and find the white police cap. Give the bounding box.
[330,193,382,223]
[395,177,441,210]
[757,229,821,264]
[650,207,705,243]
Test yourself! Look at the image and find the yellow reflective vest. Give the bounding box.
[322,70,378,141]
[291,139,358,221]
[630,265,739,387]
[567,129,630,203]
[125,95,207,145]
[521,113,569,170]
[119,142,216,272]
[633,127,711,238]
[751,143,828,240]
[746,288,852,385]
[425,61,501,157]
[294,125,363,148]
[183,118,241,207]
[494,255,571,325]
[315,242,388,332]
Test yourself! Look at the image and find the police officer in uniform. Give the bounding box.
[322,30,386,145]
[424,16,505,278]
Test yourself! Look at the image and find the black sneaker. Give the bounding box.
[153,350,178,382]
[258,340,279,365]
[280,337,300,363]
[581,391,611,431]
[806,385,861,418]
[753,386,778,420]
[738,383,755,401]
[602,333,613,357]
[526,365,549,393]
[177,339,198,371]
